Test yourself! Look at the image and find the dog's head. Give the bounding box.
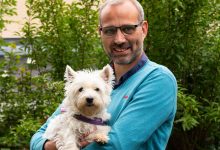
[63,65,114,117]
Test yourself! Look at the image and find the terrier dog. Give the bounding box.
[43,64,114,150]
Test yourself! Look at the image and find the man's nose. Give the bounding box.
[114,29,126,44]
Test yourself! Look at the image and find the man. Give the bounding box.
[30,0,177,149]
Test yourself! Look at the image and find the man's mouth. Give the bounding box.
[114,48,129,52]
[111,43,131,55]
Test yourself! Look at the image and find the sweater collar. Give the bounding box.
[112,53,148,89]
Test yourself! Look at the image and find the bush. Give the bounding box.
[21,0,108,80]
[0,49,64,148]
[0,0,219,149]
[140,0,220,149]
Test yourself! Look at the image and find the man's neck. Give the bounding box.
[114,52,143,83]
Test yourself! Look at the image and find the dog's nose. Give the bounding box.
[86,97,94,104]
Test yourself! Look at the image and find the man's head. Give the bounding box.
[98,0,148,65]
[99,0,145,24]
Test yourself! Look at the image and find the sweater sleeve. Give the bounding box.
[83,68,177,150]
[30,106,61,150]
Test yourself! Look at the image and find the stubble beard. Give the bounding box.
[105,44,143,65]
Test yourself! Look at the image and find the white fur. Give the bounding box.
[43,65,114,150]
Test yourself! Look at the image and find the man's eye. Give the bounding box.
[122,26,135,34]
[103,27,116,35]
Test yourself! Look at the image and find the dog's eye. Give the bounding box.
[78,87,83,92]
[95,88,100,91]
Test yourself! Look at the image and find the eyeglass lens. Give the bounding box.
[102,24,140,36]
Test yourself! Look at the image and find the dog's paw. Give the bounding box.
[94,133,109,144]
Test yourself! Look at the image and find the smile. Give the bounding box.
[113,47,131,54]
[114,48,128,52]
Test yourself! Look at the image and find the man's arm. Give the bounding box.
[84,68,177,150]
[30,106,61,150]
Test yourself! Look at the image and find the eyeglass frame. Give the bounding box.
[99,21,143,37]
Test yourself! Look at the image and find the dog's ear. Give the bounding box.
[65,65,77,82]
[100,64,115,86]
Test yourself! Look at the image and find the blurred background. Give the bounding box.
[0,0,219,149]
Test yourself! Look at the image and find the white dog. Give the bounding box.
[43,65,114,150]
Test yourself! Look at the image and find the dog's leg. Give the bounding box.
[93,126,111,144]
[61,128,79,150]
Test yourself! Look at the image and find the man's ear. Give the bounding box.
[98,26,102,35]
[142,21,148,38]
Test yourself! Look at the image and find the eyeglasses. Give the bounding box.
[99,21,143,37]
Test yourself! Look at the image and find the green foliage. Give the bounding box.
[21,0,107,80]
[7,117,42,147]
[0,49,64,148]
[140,0,220,149]
[176,86,220,133]
[0,0,16,31]
[175,87,200,131]
[168,86,220,150]
[0,0,219,149]
[0,0,16,46]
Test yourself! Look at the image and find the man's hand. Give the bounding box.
[79,140,90,148]
[44,140,57,150]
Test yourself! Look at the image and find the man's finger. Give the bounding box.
[79,140,90,148]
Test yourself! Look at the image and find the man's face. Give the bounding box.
[99,1,148,65]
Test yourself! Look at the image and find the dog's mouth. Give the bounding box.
[78,103,101,116]
[86,103,94,107]
[76,97,102,116]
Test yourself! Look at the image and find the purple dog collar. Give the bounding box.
[73,114,108,126]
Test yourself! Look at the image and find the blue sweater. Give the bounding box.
[30,59,177,150]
